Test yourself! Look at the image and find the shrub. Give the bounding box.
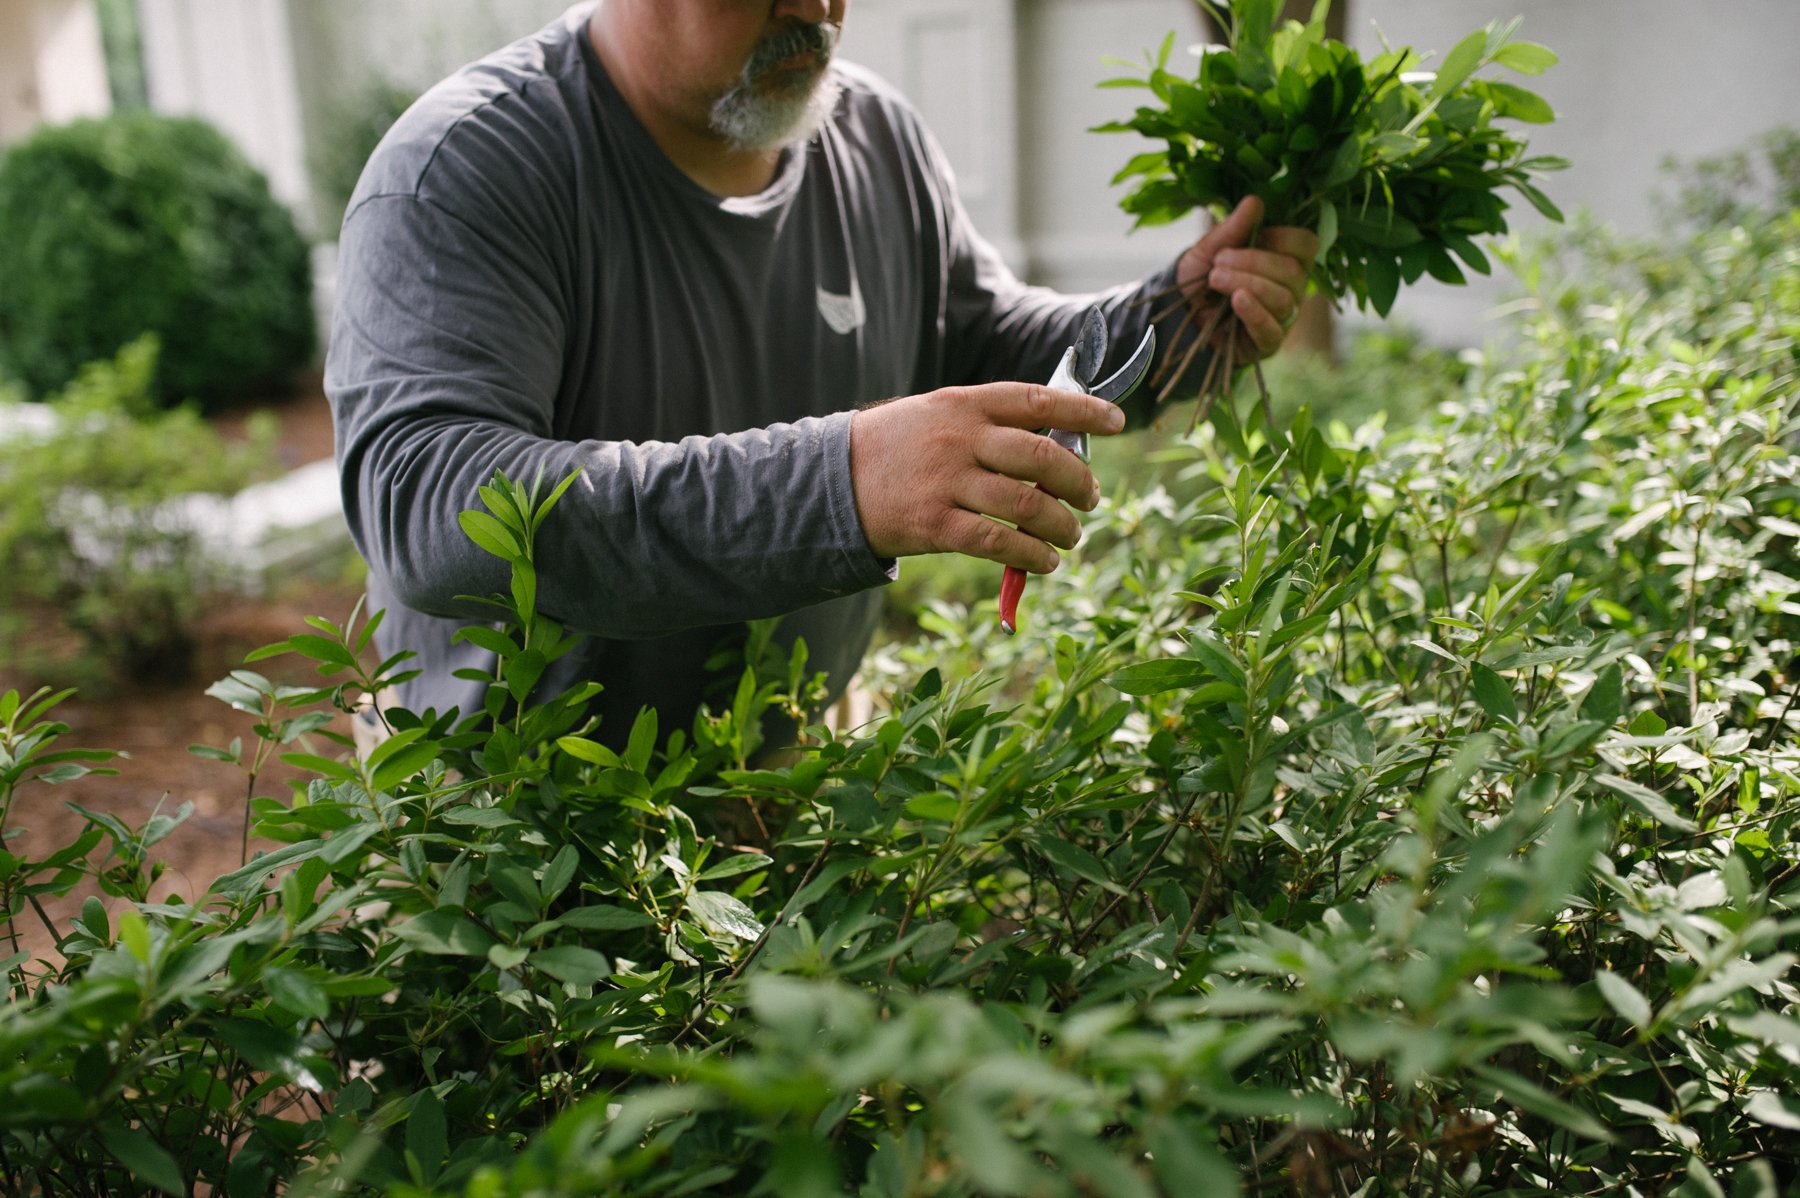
[0,337,278,684]
[0,214,1797,1194]
[1657,127,1800,232]
[0,111,315,410]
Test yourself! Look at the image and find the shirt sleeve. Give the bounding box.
[326,192,896,643]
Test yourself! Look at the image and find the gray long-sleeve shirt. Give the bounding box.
[326,4,1188,742]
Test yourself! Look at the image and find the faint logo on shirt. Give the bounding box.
[816,283,865,334]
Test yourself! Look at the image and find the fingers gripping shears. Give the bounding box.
[998,306,1155,635]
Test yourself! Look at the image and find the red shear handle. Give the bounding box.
[999,564,1029,635]
[997,480,1056,635]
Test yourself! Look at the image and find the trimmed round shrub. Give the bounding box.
[0,111,314,410]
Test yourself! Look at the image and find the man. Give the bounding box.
[327,0,1315,745]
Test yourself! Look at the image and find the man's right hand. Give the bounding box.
[849,383,1127,574]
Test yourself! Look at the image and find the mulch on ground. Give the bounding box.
[4,375,364,961]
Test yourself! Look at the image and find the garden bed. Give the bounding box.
[2,376,363,959]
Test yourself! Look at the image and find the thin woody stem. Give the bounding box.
[1159,299,1229,404]
[1186,338,1226,434]
[1148,282,1205,325]
[1253,354,1277,432]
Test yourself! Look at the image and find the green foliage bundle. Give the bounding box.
[2,210,1799,1192]
[1106,0,1564,313]
[0,111,314,410]
[0,338,277,682]
[1657,128,1800,232]
[1102,0,1564,417]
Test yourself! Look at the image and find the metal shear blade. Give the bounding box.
[1088,325,1156,405]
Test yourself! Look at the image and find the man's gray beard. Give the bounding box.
[709,74,842,154]
[708,22,842,154]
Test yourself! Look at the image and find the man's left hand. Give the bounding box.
[1177,195,1320,360]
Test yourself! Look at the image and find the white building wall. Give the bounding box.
[837,0,1025,268]
[0,0,111,145]
[840,0,1206,294]
[1015,0,1209,292]
[137,0,310,215]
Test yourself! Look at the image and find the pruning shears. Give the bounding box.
[998,306,1155,635]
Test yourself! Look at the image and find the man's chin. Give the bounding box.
[709,72,841,154]
[771,70,824,96]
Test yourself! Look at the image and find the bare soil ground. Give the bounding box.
[4,376,365,960]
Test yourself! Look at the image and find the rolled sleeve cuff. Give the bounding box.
[819,409,899,593]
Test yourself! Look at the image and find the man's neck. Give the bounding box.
[588,8,783,198]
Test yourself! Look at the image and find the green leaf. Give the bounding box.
[1474,1064,1614,1142]
[101,1124,186,1196]
[511,558,538,622]
[1423,243,1465,285]
[1493,40,1557,75]
[407,1089,448,1184]
[697,852,773,882]
[1681,1157,1727,1198]
[541,843,579,903]
[1315,197,1338,258]
[1364,255,1399,316]
[36,763,98,784]
[212,838,328,895]
[281,632,358,669]
[529,945,613,985]
[369,741,440,793]
[904,792,962,822]
[458,509,521,560]
[394,909,497,957]
[687,890,765,942]
[1109,659,1211,695]
[440,804,522,829]
[317,973,396,998]
[263,966,329,1022]
[1726,1012,1800,1049]
[280,752,358,782]
[534,468,582,525]
[1323,134,1363,187]
[1032,835,1117,890]
[118,910,151,962]
[1742,1091,1800,1131]
[453,624,519,657]
[367,723,433,787]
[1483,80,1555,123]
[1430,28,1490,99]
[488,943,528,970]
[1591,774,1696,832]
[321,822,382,865]
[1146,1117,1238,1195]
[78,894,109,943]
[1367,131,1424,162]
[1541,718,1607,760]
[477,481,526,530]
[1469,663,1518,724]
[1580,663,1624,726]
[559,904,656,931]
[558,735,621,767]
[1594,969,1652,1029]
[624,707,658,774]
[206,671,272,716]
[1512,178,1564,220]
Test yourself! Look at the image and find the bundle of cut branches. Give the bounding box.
[1101,0,1566,419]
